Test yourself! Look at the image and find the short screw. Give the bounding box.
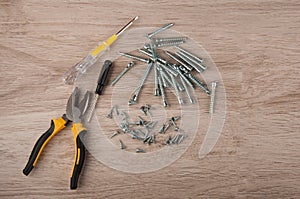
[110,131,120,139]
[111,61,135,86]
[106,106,115,119]
[119,139,126,150]
[209,81,217,114]
[136,148,145,153]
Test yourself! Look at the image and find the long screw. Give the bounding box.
[176,52,203,73]
[111,61,135,86]
[155,37,188,43]
[147,23,174,38]
[187,73,210,95]
[129,62,154,105]
[119,52,151,64]
[176,51,206,71]
[176,66,194,88]
[175,46,203,63]
[158,75,168,107]
[171,74,183,104]
[209,81,217,113]
[180,75,194,103]
[154,64,160,96]
[157,62,178,77]
[155,40,186,48]
[165,51,192,71]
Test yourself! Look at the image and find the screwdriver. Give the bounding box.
[62,16,139,85]
[87,60,113,122]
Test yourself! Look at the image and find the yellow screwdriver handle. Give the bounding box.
[91,34,118,57]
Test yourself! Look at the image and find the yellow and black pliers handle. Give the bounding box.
[23,114,70,176]
[70,123,86,189]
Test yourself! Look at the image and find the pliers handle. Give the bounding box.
[23,114,70,175]
[23,115,87,189]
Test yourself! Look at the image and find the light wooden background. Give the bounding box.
[0,0,299,198]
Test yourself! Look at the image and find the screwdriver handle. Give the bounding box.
[95,60,113,95]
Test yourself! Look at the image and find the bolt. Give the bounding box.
[147,23,174,38]
[119,52,152,64]
[158,75,168,107]
[175,46,203,63]
[165,51,192,71]
[187,73,210,95]
[129,62,154,105]
[170,74,183,105]
[176,51,204,73]
[209,81,217,114]
[111,61,135,86]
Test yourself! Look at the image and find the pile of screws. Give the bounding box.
[106,105,185,152]
[111,23,217,110]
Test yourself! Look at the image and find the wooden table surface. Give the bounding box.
[1,0,299,198]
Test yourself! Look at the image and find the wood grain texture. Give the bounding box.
[0,0,299,198]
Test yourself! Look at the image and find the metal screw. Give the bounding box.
[119,139,126,150]
[176,51,203,73]
[175,46,203,63]
[106,106,115,119]
[165,51,192,71]
[129,62,154,105]
[157,62,178,77]
[159,68,174,88]
[155,40,186,48]
[154,64,160,96]
[136,148,145,153]
[111,61,135,86]
[187,73,210,95]
[158,124,165,134]
[170,74,183,105]
[180,75,194,103]
[170,117,179,131]
[209,81,217,114]
[155,37,188,43]
[119,52,152,64]
[176,65,194,89]
[110,131,120,139]
[158,75,168,107]
[160,72,169,87]
[164,136,172,145]
[147,23,174,38]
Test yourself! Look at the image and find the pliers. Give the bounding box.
[23,87,90,189]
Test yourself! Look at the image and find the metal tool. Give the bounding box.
[23,87,90,189]
[147,23,174,38]
[87,60,113,122]
[175,46,203,63]
[165,51,193,71]
[158,75,168,107]
[62,16,138,85]
[176,51,204,73]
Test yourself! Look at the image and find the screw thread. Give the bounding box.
[188,74,210,95]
